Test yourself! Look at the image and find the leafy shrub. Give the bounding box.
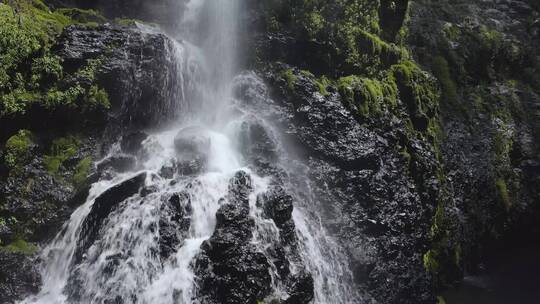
[43,135,80,174]
[0,1,109,118]
[3,130,34,171]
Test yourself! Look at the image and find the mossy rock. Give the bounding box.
[72,157,92,188]
[0,1,110,119]
[43,135,81,175]
[1,239,38,255]
[3,130,35,172]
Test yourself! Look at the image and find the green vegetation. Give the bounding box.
[72,156,92,187]
[3,130,34,172]
[1,239,38,255]
[282,69,298,91]
[56,7,105,25]
[436,296,447,304]
[337,74,397,120]
[495,178,511,209]
[260,0,407,75]
[43,135,80,175]
[479,27,503,51]
[315,75,331,96]
[431,56,458,107]
[0,1,109,118]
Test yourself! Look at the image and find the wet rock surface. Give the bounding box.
[121,131,149,155]
[57,24,189,129]
[159,191,192,260]
[195,171,314,304]
[0,251,41,304]
[194,171,272,304]
[75,172,147,263]
[407,0,540,291]
[173,126,212,176]
[97,154,137,173]
[233,68,437,303]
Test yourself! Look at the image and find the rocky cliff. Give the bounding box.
[1,0,539,303]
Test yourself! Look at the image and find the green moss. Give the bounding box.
[0,1,110,118]
[315,75,331,96]
[479,27,503,51]
[2,239,38,255]
[282,69,298,91]
[443,24,461,41]
[303,11,325,38]
[337,75,361,110]
[436,296,447,304]
[3,130,34,171]
[56,8,106,24]
[337,74,398,120]
[423,249,440,273]
[391,60,440,133]
[72,157,92,187]
[113,18,157,27]
[267,16,280,32]
[495,178,511,209]
[87,85,110,109]
[431,56,458,107]
[43,135,81,175]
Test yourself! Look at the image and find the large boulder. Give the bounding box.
[74,172,147,263]
[56,24,194,130]
[194,171,272,304]
[173,126,211,175]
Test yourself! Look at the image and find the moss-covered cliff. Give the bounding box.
[246,0,540,302]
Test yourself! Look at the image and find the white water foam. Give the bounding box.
[22,0,361,303]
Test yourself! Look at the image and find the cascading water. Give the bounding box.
[22,0,360,303]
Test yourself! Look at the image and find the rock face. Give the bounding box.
[57,24,191,130]
[159,191,192,260]
[194,171,272,304]
[173,126,212,176]
[233,70,436,303]
[407,0,540,289]
[74,172,146,263]
[194,171,314,304]
[1,1,539,304]
[242,0,540,302]
[0,251,41,304]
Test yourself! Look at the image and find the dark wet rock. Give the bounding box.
[140,185,158,197]
[258,186,297,246]
[194,171,272,304]
[284,271,314,304]
[257,186,316,304]
[120,131,148,155]
[0,251,41,304]
[174,126,211,157]
[159,164,175,179]
[0,158,79,244]
[57,25,190,129]
[75,172,147,263]
[173,126,211,175]
[241,66,438,303]
[406,0,540,294]
[97,154,137,173]
[159,192,192,260]
[260,186,293,227]
[238,117,280,176]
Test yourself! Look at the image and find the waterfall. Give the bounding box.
[21,1,360,303]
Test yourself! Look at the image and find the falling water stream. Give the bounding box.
[22,0,359,303]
